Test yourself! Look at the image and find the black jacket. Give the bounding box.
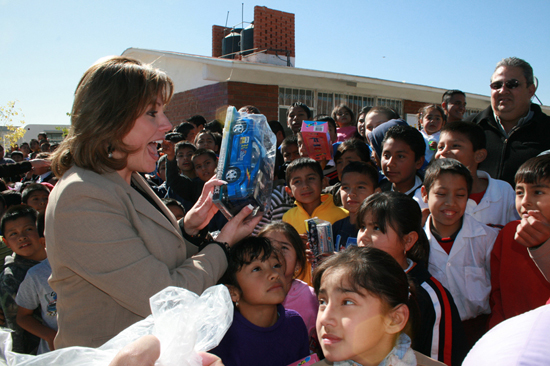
[468,104,550,186]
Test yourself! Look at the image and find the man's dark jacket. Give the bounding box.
[468,104,550,186]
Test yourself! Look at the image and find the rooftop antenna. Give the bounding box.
[241,3,244,55]
[224,11,230,35]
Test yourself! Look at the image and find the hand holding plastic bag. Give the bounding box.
[0,285,233,366]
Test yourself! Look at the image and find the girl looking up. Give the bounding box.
[312,246,420,366]
[258,222,319,352]
[332,104,357,142]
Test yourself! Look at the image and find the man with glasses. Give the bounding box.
[468,57,550,186]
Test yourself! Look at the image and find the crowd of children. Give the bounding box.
[1,99,550,366]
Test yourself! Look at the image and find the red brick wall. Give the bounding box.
[404,100,433,116]
[212,25,232,57]
[165,81,279,125]
[253,6,295,58]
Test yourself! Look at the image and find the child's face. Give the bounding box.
[336,150,362,181]
[185,128,197,144]
[195,133,217,151]
[288,167,323,207]
[193,155,217,182]
[381,138,423,191]
[515,179,550,220]
[357,113,367,137]
[296,134,308,157]
[365,112,389,134]
[156,161,166,181]
[340,173,379,214]
[176,147,194,173]
[167,204,185,221]
[287,106,308,134]
[316,268,394,365]
[357,212,409,267]
[262,231,298,285]
[26,191,49,214]
[234,252,286,308]
[335,108,352,127]
[422,173,468,235]
[281,143,300,163]
[435,131,484,173]
[3,216,46,261]
[421,109,444,135]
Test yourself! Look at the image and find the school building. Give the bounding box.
[122,6,546,129]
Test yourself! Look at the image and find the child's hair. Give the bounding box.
[191,148,218,163]
[313,115,337,134]
[341,161,380,189]
[1,205,38,235]
[240,105,261,114]
[205,120,223,134]
[285,157,324,185]
[164,132,185,143]
[382,125,426,161]
[10,151,23,159]
[2,190,21,207]
[175,141,197,155]
[287,102,312,119]
[440,121,486,151]
[186,115,207,128]
[219,236,277,291]
[194,130,217,146]
[268,121,285,139]
[174,122,196,139]
[359,106,372,117]
[334,138,371,163]
[367,106,400,120]
[331,104,355,126]
[212,132,223,150]
[37,212,45,238]
[157,154,167,167]
[281,135,298,151]
[356,191,429,268]
[21,183,50,204]
[258,222,306,279]
[161,198,186,214]
[312,246,419,338]
[417,104,447,125]
[442,90,466,105]
[515,155,550,185]
[423,158,473,195]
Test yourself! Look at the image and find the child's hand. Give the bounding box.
[515,210,550,248]
[161,140,175,160]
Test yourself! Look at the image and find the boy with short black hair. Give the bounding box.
[174,122,197,144]
[161,198,186,221]
[380,125,426,207]
[421,158,498,346]
[21,183,50,215]
[436,121,519,227]
[15,212,57,354]
[489,155,550,329]
[333,161,381,249]
[0,205,46,354]
[175,141,197,179]
[283,158,348,235]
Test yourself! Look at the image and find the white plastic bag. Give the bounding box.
[0,285,233,366]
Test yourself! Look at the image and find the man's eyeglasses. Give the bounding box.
[490,79,521,90]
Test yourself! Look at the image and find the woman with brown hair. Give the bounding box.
[46,56,260,349]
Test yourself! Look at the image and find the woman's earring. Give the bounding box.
[108,145,113,159]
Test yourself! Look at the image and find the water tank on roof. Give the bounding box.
[221,28,242,59]
[241,23,254,56]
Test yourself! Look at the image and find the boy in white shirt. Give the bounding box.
[435,121,519,228]
[421,158,498,348]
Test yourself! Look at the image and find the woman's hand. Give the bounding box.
[183,177,225,236]
[216,204,263,247]
[108,335,224,366]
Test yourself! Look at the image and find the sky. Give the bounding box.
[1,0,549,128]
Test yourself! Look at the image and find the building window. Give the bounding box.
[278,87,403,127]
